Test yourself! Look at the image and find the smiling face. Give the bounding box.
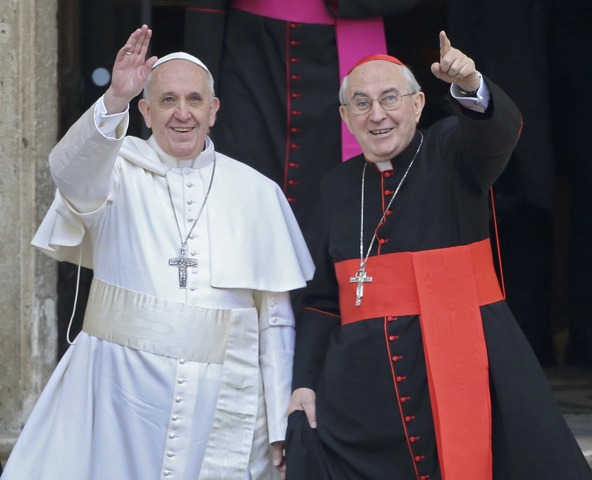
[138,59,220,160]
[340,60,425,163]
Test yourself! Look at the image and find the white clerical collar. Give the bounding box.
[374,160,393,172]
[147,135,215,169]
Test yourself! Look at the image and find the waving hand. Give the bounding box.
[104,25,158,114]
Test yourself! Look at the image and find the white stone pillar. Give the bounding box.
[0,0,59,463]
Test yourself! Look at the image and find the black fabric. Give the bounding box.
[447,0,554,210]
[333,0,419,18]
[285,411,334,480]
[549,0,592,370]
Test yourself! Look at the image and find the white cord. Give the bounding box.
[65,246,83,345]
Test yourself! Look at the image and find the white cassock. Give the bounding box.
[2,98,314,480]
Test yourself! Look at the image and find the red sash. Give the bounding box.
[334,239,501,480]
[231,0,387,161]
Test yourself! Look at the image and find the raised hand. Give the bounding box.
[104,25,158,114]
[430,31,481,93]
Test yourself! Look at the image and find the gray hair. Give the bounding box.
[339,63,421,105]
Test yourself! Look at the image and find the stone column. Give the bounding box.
[0,0,59,464]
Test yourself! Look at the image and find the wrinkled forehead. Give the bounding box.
[347,60,407,96]
[149,60,210,94]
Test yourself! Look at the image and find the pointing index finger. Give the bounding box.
[439,30,451,57]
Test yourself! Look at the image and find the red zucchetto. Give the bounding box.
[347,54,405,76]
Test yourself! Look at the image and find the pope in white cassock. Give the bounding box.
[1,25,314,480]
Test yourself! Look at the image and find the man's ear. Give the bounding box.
[413,92,426,124]
[209,97,220,128]
[339,105,353,134]
[138,98,152,129]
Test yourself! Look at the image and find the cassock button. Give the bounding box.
[415,456,424,463]
[290,127,301,133]
[385,189,393,195]
[384,171,392,177]
[379,238,387,244]
[405,416,415,422]
[410,435,420,442]
[290,143,301,150]
[389,335,399,341]
[288,162,300,168]
[290,57,300,64]
[287,197,297,203]
[392,355,402,362]
[288,180,298,186]
[396,376,406,383]
[289,23,301,29]
[420,476,430,480]
[291,93,302,99]
[289,40,300,46]
[385,210,392,216]
[291,75,302,81]
[291,110,302,116]
[401,396,411,403]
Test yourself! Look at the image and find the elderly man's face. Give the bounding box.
[139,60,219,160]
[340,61,424,163]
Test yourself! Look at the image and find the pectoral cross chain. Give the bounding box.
[350,267,373,306]
[169,244,198,288]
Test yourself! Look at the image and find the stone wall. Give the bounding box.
[0,0,59,463]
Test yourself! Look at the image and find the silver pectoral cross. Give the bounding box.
[169,244,198,288]
[350,266,373,306]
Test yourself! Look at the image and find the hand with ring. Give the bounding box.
[104,24,158,114]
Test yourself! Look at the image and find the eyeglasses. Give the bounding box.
[343,92,417,115]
